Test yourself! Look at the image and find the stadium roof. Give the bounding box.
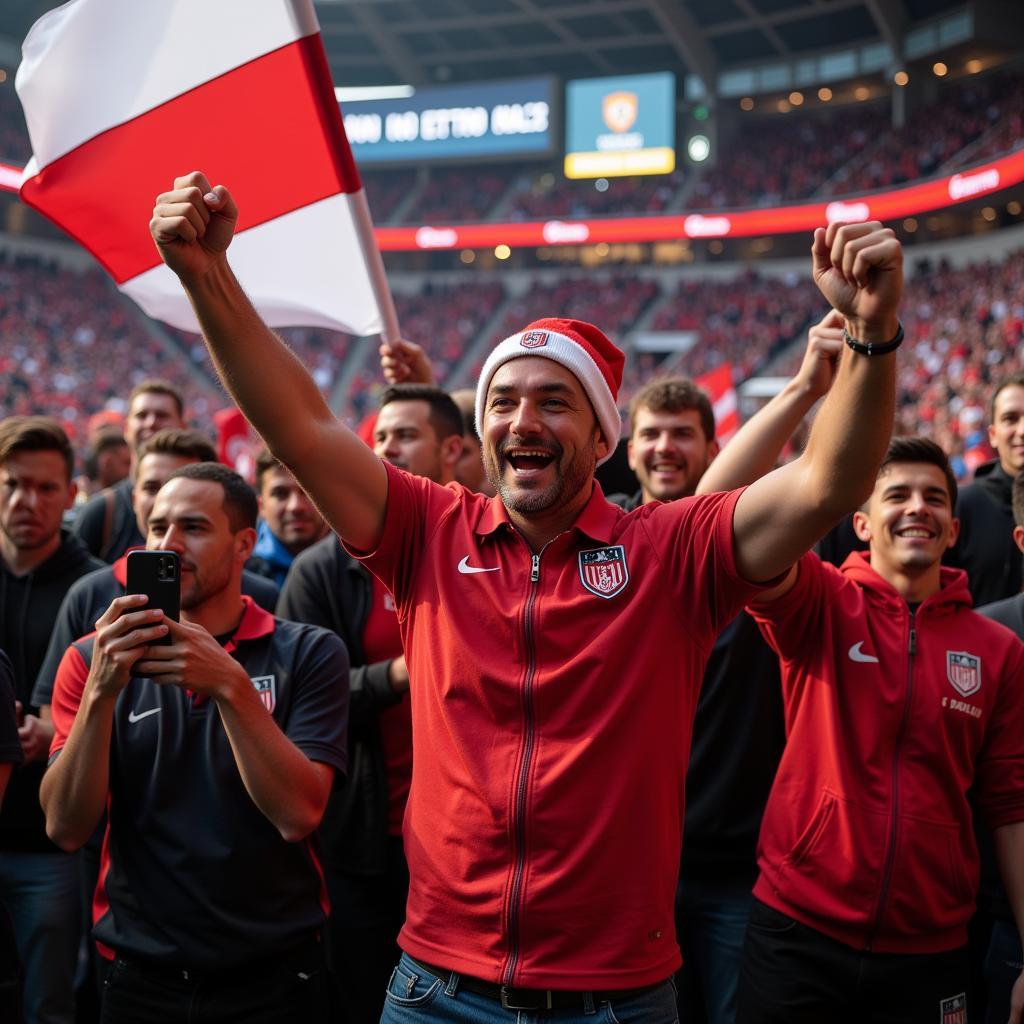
[0,0,969,90]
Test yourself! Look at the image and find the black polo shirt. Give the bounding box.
[50,598,348,969]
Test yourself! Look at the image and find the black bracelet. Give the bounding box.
[843,321,904,356]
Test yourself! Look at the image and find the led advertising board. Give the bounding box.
[341,76,554,164]
[564,72,675,179]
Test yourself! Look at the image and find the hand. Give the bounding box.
[380,339,435,386]
[87,595,169,699]
[793,310,845,401]
[1010,967,1024,1024]
[132,617,244,699]
[18,712,53,764]
[811,222,902,343]
[387,656,410,694]
[150,172,239,284]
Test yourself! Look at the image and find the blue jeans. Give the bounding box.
[675,875,753,1024]
[0,849,80,1024]
[984,919,1023,1024]
[380,953,678,1023]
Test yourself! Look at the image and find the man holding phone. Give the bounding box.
[40,462,348,1024]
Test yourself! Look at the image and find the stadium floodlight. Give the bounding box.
[335,85,415,102]
[687,135,711,163]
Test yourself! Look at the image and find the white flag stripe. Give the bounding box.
[713,390,737,421]
[120,192,382,336]
[17,0,319,170]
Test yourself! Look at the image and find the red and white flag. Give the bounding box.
[695,363,739,444]
[16,0,397,338]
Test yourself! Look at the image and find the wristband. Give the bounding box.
[843,321,904,356]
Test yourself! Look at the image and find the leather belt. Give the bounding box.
[406,955,659,1012]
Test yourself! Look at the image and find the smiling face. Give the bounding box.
[989,384,1024,477]
[482,357,608,520]
[627,406,717,503]
[125,391,184,451]
[853,461,959,584]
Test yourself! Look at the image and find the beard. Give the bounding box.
[485,434,597,515]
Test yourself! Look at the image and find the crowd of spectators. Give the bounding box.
[504,168,685,220]
[340,278,506,423]
[0,87,29,164]
[833,70,1024,195]
[399,167,516,224]
[361,168,419,224]
[0,257,220,441]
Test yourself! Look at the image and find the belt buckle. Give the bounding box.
[500,986,553,1011]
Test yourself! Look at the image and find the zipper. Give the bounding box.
[502,547,544,986]
[865,617,916,949]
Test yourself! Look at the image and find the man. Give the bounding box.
[33,427,279,708]
[279,383,463,1023]
[618,377,719,510]
[0,649,25,1023]
[247,447,329,587]
[0,417,103,1024]
[40,463,349,1024]
[151,171,901,1019]
[949,373,1024,605]
[697,377,1024,1019]
[450,388,496,496]
[74,431,131,503]
[978,471,1024,1024]
[72,381,186,562]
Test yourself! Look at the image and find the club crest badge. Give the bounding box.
[251,675,277,713]
[940,993,967,1024]
[520,330,549,349]
[578,545,629,600]
[946,652,981,698]
[602,91,638,133]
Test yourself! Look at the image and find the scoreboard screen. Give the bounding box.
[564,72,675,179]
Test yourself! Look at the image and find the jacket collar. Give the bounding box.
[840,550,972,612]
[473,480,621,545]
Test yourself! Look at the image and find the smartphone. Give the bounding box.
[125,550,180,646]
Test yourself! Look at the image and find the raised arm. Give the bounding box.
[732,222,902,583]
[697,309,845,496]
[150,173,386,551]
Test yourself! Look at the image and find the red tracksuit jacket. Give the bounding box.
[750,551,1024,954]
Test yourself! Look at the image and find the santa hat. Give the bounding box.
[475,318,624,465]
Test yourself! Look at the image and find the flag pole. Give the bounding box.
[349,187,402,344]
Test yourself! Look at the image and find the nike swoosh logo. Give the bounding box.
[848,642,880,664]
[457,556,499,575]
[127,707,161,724]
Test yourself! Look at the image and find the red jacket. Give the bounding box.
[353,463,764,989]
[750,552,1024,953]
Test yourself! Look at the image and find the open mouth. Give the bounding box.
[505,448,556,477]
[895,527,935,540]
[650,461,682,474]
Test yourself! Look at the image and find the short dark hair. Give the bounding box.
[877,436,958,508]
[164,462,258,532]
[628,378,715,442]
[0,416,74,481]
[254,447,283,490]
[379,384,463,441]
[84,431,129,479]
[136,428,217,465]
[1012,472,1024,529]
[128,379,185,419]
[991,373,1024,423]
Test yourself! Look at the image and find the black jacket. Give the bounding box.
[948,460,1021,607]
[608,491,786,880]
[277,534,403,876]
[0,531,102,850]
[71,477,143,564]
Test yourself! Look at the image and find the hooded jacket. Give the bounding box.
[246,520,296,589]
[0,530,102,851]
[750,551,1024,954]
[947,459,1021,607]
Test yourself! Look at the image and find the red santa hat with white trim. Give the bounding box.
[475,317,625,467]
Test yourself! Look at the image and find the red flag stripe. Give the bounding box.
[19,33,360,285]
